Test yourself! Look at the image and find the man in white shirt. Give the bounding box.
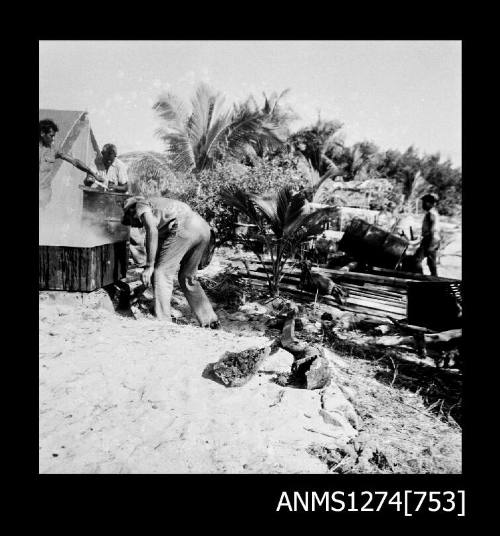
[85,143,128,192]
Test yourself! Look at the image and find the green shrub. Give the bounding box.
[169,157,309,245]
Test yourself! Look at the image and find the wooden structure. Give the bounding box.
[236,259,462,325]
[39,242,128,292]
[39,109,130,293]
[238,261,408,320]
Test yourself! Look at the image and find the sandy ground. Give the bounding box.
[39,222,462,474]
[39,291,461,474]
[438,231,462,280]
[40,299,358,474]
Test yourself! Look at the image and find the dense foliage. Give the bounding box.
[142,83,461,220]
[171,157,310,245]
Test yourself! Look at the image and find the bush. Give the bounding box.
[170,157,310,245]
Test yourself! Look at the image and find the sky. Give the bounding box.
[39,40,461,166]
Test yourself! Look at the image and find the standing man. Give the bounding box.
[414,193,441,276]
[121,196,219,328]
[85,143,128,192]
[39,119,59,208]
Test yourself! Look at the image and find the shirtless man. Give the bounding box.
[121,196,219,328]
[39,119,59,208]
[414,193,441,276]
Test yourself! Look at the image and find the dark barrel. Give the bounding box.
[407,280,462,331]
[338,218,409,269]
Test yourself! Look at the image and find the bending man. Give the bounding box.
[121,196,219,328]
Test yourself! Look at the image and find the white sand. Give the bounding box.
[39,301,355,474]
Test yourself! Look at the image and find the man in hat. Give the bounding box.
[414,193,441,276]
[121,196,219,328]
[85,143,128,192]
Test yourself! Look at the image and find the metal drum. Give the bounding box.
[80,186,130,242]
[338,218,409,269]
[407,280,462,331]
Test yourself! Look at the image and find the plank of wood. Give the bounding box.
[102,244,110,287]
[344,296,406,315]
[49,246,63,290]
[257,262,412,289]
[338,304,405,320]
[343,290,406,306]
[39,246,48,289]
[339,281,407,296]
[339,282,406,298]
[342,291,406,306]
[370,267,460,283]
[313,268,412,288]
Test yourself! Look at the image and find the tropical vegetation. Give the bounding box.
[121,82,461,231]
[220,186,336,296]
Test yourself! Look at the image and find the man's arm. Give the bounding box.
[141,211,158,287]
[111,183,128,193]
[84,158,107,187]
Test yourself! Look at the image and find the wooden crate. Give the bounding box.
[39,241,128,292]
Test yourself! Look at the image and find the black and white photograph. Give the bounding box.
[39,40,462,478]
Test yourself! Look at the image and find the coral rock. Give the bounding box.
[212,346,271,387]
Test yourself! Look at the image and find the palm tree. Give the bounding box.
[334,141,382,182]
[289,118,344,175]
[119,151,180,196]
[300,159,345,202]
[220,186,336,296]
[234,89,298,159]
[153,82,286,174]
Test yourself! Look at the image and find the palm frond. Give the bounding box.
[283,206,335,238]
[284,190,308,229]
[253,195,283,236]
[200,109,233,168]
[219,187,261,225]
[162,131,196,173]
[276,188,295,228]
[188,82,224,146]
[153,93,189,130]
[227,110,284,160]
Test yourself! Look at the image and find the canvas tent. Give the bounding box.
[39,109,101,245]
